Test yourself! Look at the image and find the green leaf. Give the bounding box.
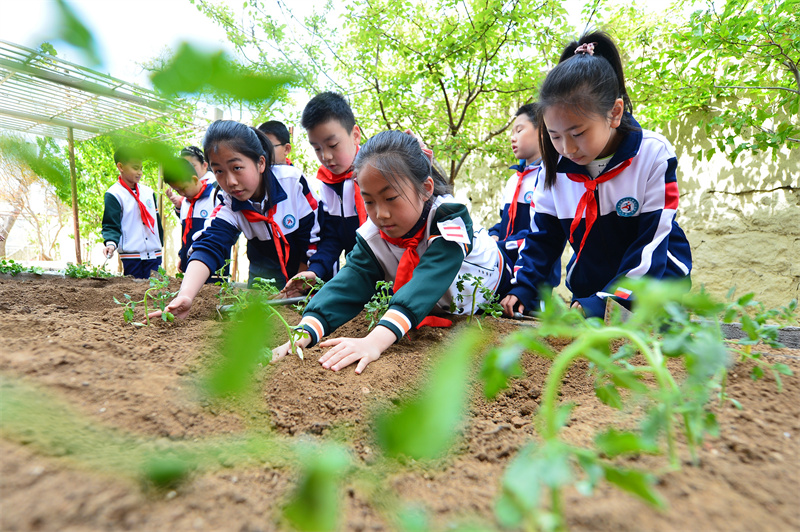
[374,328,483,460]
[595,429,660,458]
[602,465,665,509]
[595,383,623,409]
[480,344,524,399]
[53,0,103,66]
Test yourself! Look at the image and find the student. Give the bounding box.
[281,91,363,296]
[257,120,293,165]
[489,103,559,288]
[162,157,227,276]
[102,146,164,279]
[166,145,216,211]
[501,32,692,320]
[273,130,511,374]
[156,120,320,319]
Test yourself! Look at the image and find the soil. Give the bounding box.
[1,275,798,532]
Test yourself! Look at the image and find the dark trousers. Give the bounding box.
[122,258,162,279]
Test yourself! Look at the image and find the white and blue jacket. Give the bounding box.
[307,178,361,281]
[509,116,692,318]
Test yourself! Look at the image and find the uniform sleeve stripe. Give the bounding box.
[299,316,324,343]
[381,309,412,336]
[664,181,679,210]
[305,191,319,210]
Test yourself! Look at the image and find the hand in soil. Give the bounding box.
[501,294,523,317]
[272,335,312,362]
[280,271,318,299]
[149,295,193,321]
[318,337,383,374]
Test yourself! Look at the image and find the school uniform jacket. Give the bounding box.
[298,195,505,347]
[176,182,221,272]
[306,178,361,281]
[488,161,560,287]
[102,181,163,259]
[188,165,320,283]
[509,116,692,318]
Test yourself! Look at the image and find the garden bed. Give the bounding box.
[0,276,798,531]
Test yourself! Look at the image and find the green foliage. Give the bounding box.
[112,267,176,326]
[282,443,351,532]
[291,276,326,314]
[364,280,394,331]
[51,0,102,67]
[0,258,26,276]
[455,273,503,329]
[63,262,113,279]
[373,328,483,460]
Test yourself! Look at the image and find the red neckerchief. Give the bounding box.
[182,182,209,245]
[380,223,452,329]
[566,158,632,264]
[315,149,366,225]
[241,205,290,281]
[506,166,538,239]
[118,176,156,234]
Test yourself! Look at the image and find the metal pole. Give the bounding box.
[67,127,82,264]
[158,163,167,272]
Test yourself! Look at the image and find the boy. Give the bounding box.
[162,157,227,276]
[281,91,362,296]
[102,146,163,279]
[257,120,293,165]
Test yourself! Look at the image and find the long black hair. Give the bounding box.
[353,130,450,201]
[203,120,274,197]
[538,31,637,188]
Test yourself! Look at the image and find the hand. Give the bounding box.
[165,188,183,209]
[280,271,319,298]
[501,294,523,317]
[103,244,116,258]
[148,295,193,321]
[570,301,584,316]
[318,337,383,374]
[491,235,499,242]
[271,334,312,362]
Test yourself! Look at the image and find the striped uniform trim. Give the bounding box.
[380,309,413,337]
[613,287,633,300]
[119,250,163,259]
[298,316,324,344]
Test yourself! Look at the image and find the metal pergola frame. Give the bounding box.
[0,39,187,263]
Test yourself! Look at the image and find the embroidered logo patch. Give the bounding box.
[200,210,208,217]
[283,214,297,229]
[523,191,534,204]
[616,197,639,217]
[437,217,471,244]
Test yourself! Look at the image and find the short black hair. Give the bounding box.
[515,103,540,125]
[114,145,143,165]
[163,157,196,186]
[257,120,291,145]
[300,91,356,132]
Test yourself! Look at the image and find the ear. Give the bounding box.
[116,161,124,173]
[422,176,435,199]
[352,124,362,145]
[609,98,625,128]
[284,143,292,155]
[257,155,267,173]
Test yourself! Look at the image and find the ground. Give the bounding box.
[0,275,798,531]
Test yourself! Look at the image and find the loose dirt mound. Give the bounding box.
[1,275,798,531]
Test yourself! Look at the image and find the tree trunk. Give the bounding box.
[0,207,21,257]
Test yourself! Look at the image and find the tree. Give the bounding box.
[193,0,572,185]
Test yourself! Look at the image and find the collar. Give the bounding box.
[229,168,287,214]
[556,113,642,177]
[509,158,541,173]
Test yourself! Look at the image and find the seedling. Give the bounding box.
[0,258,26,276]
[454,273,503,329]
[113,267,177,326]
[64,262,114,279]
[364,280,394,331]
[291,276,326,314]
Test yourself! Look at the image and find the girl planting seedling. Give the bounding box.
[272,130,512,374]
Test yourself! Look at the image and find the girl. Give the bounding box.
[273,130,511,374]
[156,120,319,319]
[502,32,692,320]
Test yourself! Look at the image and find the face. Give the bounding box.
[117,160,143,188]
[264,133,291,165]
[543,99,624,166]
[357,164,433,239]
[307,119,361,175]
[207,143,266,202]
[182,155,208,178]
[510,114,540,164]
[170,175,203,198]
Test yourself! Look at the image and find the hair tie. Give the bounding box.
[574,42,596,56]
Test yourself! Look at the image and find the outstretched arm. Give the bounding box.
[149,260,210,320]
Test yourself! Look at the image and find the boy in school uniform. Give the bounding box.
[102,146,164,279]
[281,91,363,296]
[162,157,228,277]
[257,120,293,165]
[489,103,559,287]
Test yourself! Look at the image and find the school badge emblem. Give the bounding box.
[616,197,639,217]
[200,210,208,217]
[283,214,296,229]
[524,191,534,204]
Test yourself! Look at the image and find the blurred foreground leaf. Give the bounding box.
[374,327,483,460]
[51,0,102,67]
